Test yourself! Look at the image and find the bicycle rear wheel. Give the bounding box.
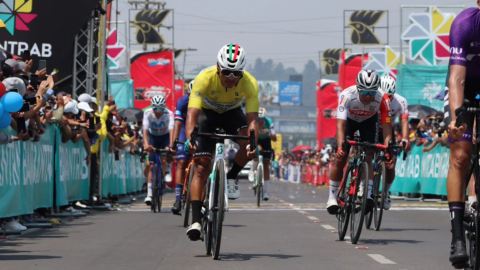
[350,162,368,244]
[204,187,212,255]
[257,164,264,207]
[184,163,195,228]
[338,163,353,241]
[373,162,386,231]
[212,159,226,260]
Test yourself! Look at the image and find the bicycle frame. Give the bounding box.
[207,142,229,218]
[254,154,265,188]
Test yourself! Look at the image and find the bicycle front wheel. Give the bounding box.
[257,164,264,207]
[152,165,159,213]
[338,163,353,241]
[157,173,163,213]
[212,159,226,260]
[374,161,386,231]
[350,162,368,244]
[184,163,195,228]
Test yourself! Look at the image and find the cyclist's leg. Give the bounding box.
[360,115,379,201]
[145,134,161,203]
[175,129,190,202]
[158,133,170,180]
[444,85,475,264]
[259,137,272,194]
[468,174,476,211]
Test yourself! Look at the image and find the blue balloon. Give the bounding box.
[0,102,3,116]
[0,111,11,128]
[0,92,24,113]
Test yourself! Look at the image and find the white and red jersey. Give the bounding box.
[336,85,392,125]
[378,91,409,124]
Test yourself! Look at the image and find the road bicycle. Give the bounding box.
[182,159,195,228]
[365,141,406,231]
[148,148,169,213]
[253,150,272,207]
[177,127,255,260]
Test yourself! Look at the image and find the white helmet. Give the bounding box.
[217,43,247,71]
[258,107,267,118]
[356,69,381,90]
[187,80,194,94]
[381,75,396,97]
[151,95,166,107]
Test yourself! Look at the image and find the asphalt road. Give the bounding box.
[0,179,453,270]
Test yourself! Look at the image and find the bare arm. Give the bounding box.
[382,124,393,146]
[449,65,466,124]
[185,108,201,141]
[336,119,347,148]
[246,112,259,142]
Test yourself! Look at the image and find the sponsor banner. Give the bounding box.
[0,0,98,85]
[363,46,405,79]
[55,127,89,206]
[346,10,387,45]
[111,79,134,110]
[131,50,175,110]
[317,79,340,146]
[392,144,449,195]
[0,126,55,218]
[322,49,343,75]
[338,51,368,90]
[396,64,447,112]
[278,82,302,105]
[174,79,184,107]
[258,81,279,104]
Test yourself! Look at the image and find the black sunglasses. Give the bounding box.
[220,69,243,78]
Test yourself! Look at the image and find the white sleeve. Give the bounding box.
[168,109,174,130]
[142,111,149,130]
[398,95,409,118]
[336,92,349,120]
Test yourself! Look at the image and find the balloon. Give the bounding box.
[0,111,12,128]
[0,82,5,99]
[0,92,24,113]
[0,102,3,116]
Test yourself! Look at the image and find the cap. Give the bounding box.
[57,91,67,96]
[5,59,20,73]
[2,77,26,96]
[78,102,94,112]
[64,101,79,114]
[78,93,97,103]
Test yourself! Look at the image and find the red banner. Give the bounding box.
[338,52,368,90]
[174,79,184,108]
[317,79,341,147]
[131,51,174,110]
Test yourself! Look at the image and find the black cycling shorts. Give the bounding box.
[194,107,248,158]
[341,114,378,152]
[258,136,272,160]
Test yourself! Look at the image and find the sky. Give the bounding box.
[115,0,476,73]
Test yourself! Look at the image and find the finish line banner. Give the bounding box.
[392,144,449,195]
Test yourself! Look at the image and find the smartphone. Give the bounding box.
[38,60,47,71]
[25,96,36,106]
[17,117,26,133]
[22,50,31,62]
[88,117,95,129]
[114,150,119,161]
[19,103,30,112]
[29,74,39,88]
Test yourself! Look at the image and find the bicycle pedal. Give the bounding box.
[452,262,470,269]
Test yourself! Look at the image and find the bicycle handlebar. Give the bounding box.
[173,126,257,151]
[343,136,408,160]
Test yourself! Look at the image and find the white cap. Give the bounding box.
[77,102,94,112]
[78,93,97,103]
[64,101,79,114]
[2,77,26,96]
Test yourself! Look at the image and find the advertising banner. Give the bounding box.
[338,52,368,90]
[0,126,55,218]
[55,127,90,206]
[321,49,343,76]
[131,50,174,110]
[111,79,134,109]
[0,0,98,85]
[396,64,447,112]
[278,82,302,105]
[317,79,340,146]
[258,81,279,104]
[174,79,184,108]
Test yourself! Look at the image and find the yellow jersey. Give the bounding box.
[188,66,259,114]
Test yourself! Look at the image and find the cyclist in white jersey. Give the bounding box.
[327,70,394,215]
[142,95,174,205]
[376,75,411,210]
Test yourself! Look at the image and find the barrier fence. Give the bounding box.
[0,126,145,219]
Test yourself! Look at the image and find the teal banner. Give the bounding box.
[392,144,449,195]
[0,127,55,218]
[110,79,134,109]
[55,127,90,206]
[101,140,144,198]
[396,64,448,113]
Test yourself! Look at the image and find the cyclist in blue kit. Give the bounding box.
[442,3,480,266]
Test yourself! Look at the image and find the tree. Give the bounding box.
[302,60,319,107]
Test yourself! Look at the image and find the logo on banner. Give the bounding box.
[132,9,171,45]
[148,58,170,66]
[324,109,337,119]
[106,29,126,70]
[141,86,171,100]
[401,7,455,65]
[422,81,442,103]
[347,10,386,45]
[363,46,405,79]
[175,84,182,91]
[0,0,37,35]
[322,49,342,75]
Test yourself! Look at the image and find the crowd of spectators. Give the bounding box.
[404,113,449,152]
[0,49,145,231]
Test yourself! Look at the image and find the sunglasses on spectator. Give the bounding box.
[358,89,377,96]
[152,106,164,112]
[220,68,243,78]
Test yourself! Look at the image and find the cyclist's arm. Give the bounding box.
[245,77,260,141]
[379,94,393,145]
[168,110,174,147]
[246,112,259,142]
[185,108,200,141]
[399,97,410,141]
[269,121,277,142]
[336,92,349,147]
[381,124,393,146]
[336,119,346,149]
[173,121,182,143]
[448,65,466,122]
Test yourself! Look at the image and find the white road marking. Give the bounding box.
[307,216,318,221]
[289,195,295,199]
[297,210,307,214]
[321,224,335,230]
[367,254,396,264]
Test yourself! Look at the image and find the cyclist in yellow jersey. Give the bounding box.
[184,43,260,241]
